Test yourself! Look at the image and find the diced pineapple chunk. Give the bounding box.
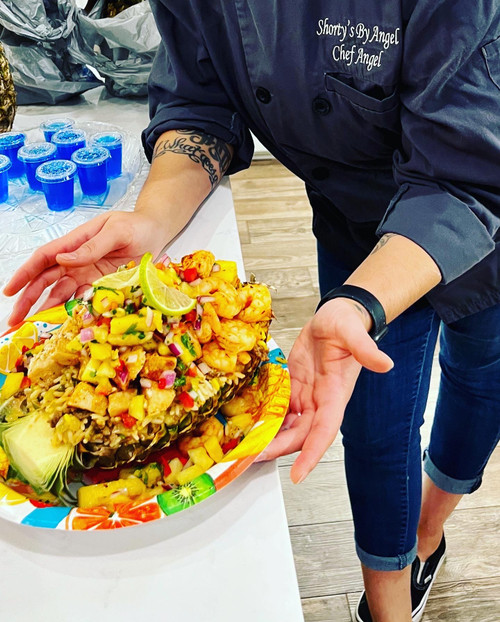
[169,457,184,475]
[176,464,205,486]
[77,476,146,509]
[92,325,109,344]
[129,394,145,421]
[80,358,101,384]
[137,307,163,332]
[203,436,225,463]
[66,336,83,352]
[157,266,181,287]
[96,359,116,379]
[212,260,238,285]
[108,389,137,418]
[187,447,214,471]
[92,288,125,315]
[1,372,24,400]
[89,342,112,360]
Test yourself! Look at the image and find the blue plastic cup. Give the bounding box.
[90,131,123,179]
[0,155,11,203]
[35,159,77,211]
[51,129,86,161]
[17,142,57,192]
[71,146,110,196]
[0,132,26,178]
[40,118,75,142]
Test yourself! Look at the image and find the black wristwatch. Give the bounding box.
[315,285,389,343]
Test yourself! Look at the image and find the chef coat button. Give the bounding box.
[256,87,272,104]
[312,167,330,180]
[312,97,331,115]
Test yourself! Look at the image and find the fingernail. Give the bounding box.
[58,252,77,260]
[255,451,267,462]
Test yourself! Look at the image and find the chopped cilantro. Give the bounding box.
[125,303,135,314]
[174,376,186,387]
[181,333,196,357]
[124,323,138,335]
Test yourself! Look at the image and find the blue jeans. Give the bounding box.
[317,243,500,571]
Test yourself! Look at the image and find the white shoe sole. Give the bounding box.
[412,552,446,622]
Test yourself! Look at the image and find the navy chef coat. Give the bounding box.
[143,0,500,323]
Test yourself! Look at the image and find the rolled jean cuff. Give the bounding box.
[423,449,482,494]
[355,540,417,571]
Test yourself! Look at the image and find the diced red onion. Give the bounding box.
[134,288,142,297]
[83,288,93,302]
[100,297,109,310]
[211,263,221,272]
[119,346,128,353]
[146,306,154,328]
[116,367,129,384]
[168,342,183,357]
[188,390,198,400]
[82,311,94,326]
[79,328,94,343]
[189,277,201,287]
[196,302,203,316]
[199,296,215,304]
[158,253,170,266]
[197,361,212,375]
[194,318,202,331]
[160,370,176,388]
[127,354,138,364]
[164,330,174,343]
[140,378,152,388]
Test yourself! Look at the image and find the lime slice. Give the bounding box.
[92,265,140,290]
[139,253,196,316]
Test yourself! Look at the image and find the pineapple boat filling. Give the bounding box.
[0,251,273,506]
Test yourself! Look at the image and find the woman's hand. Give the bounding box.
[3,210,168,326]
[259,299,394,483]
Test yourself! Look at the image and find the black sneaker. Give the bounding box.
[355,535,446,622]
[411,534,446,621]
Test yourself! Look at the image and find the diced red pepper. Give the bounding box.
[158,377,167,389]
[222,438,239,454]
[97,316,112,327]
[186,366,197,377]
[20,376,31,390]
[183,309,197,323]
[21,345,30,354]
[119,411,136,429]
[178,391,195,409]
[14,355,24,369]
[182,267,199,283]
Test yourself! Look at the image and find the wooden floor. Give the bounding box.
[231,159,500,622]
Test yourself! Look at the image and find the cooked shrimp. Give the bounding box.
[220,385,262,418]
[181,250,215,278]
[196,302,221,344]
[236,283,272,322]
[195,277,243,319]
[201,341,238,373]
[215,319,258,353]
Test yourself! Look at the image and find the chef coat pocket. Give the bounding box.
[482,37,500,91]
[325,73,399,114]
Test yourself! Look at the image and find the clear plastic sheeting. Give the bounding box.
[0,0,102,105]
[70,0,160,97]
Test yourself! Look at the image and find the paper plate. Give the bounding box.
[0,308,290,531]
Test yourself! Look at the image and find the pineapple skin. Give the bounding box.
[0,42,16,133]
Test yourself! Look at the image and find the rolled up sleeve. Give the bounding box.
[142,1,253,174]
[377,3,500,284]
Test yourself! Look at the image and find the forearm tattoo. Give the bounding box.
[370,232,397,255]
[152,129,232,190]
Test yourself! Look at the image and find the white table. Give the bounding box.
[0,88,304,622]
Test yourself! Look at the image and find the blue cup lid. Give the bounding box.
[71,146,110,167]
[90,131,123,147]
[51,129,86,145]
[40,118,75,133]
[0,132,26,148]
[18,142,57,163]
[35,159,77,183]
[0,154,11,173]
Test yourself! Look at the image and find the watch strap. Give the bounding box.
[315,285,389,343]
